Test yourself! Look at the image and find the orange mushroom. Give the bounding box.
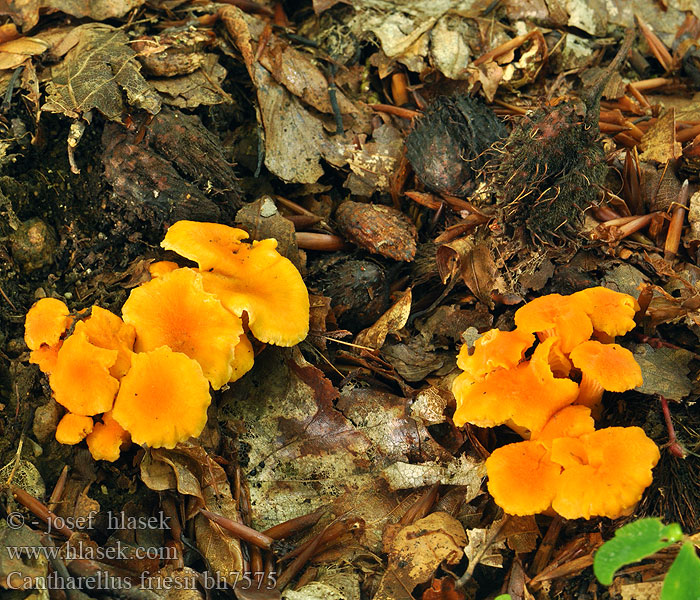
[161,220,309,346]
[486,441,561,516]
[514,294,593,353]
[55,413,94,445]
[85,411,131,462]
[534,405,595,447]
[571,286,639,341]
[161,220,250,276]
[569,341,643,412]
[111,347,211,449]
[228,333,255,383]
[121,268,245,390]
[29,344,62,375]
[25,298,73,374]
[456,328,534,384]
[24,297,71,350]
[49,329,120,416]
[551,427,660,519]
[77,307,135,379]
[148,260,179,278]
[453,337,579,436]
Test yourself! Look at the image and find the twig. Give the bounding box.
[658,395,687,458]
[664,180,689,261]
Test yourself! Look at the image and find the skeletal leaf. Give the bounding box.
[43,24,160,121]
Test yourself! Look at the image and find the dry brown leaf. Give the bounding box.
[355,289,411,349]
[258,36,355,114]
[0,0,146,32]
[374,512,467,600]
[640,108,682,164]
[151,55,229,109]
[42,24,160,121]
[0,35,47,69]
[141,444,244,583]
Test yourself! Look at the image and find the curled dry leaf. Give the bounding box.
[373,512,468,600]
[355,289,411,350]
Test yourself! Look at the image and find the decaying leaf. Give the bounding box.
[640,108,682,164]
[222,349,452,555]
[382,454,485,493]
[633,344,693,401]
[141,443,244,584]
[151,55,229,108]
[374,512,467,600]
[0,35,47,69]
[43,24,161,121]
[355,289,411,349]
[0,0,146,31]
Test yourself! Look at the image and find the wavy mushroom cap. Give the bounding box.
[78,307,135,379]
[49,329,119,416]
[148,260,179,278]
[55,413,94,445]
[514,294,593,353]
[161,220,309,346]
[486,441,561,516]
[572,286,639,338]
[25,297,71,350]
[569,341,643,409]
[161,220,251,276]
[456,328,534,384]
[197,247,309,346]
[228,333,255,383]
[111,347,211,449]
[453,338,579,435]
[29,343,62,374]
[86,411,131,462]
[534,405,595,448]
[122,268,244,390]
[551,427,660,519]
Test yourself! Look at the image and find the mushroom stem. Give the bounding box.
[575,374,604,414]
[658,395,687,458]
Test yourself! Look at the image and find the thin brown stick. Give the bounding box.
[663,179,689,261]
[47,465,69,513]
[617,213,654,239]
[626,82,651,108]
[629,77,674,91]
[677,123,700,143]
[11,485,74,537]
[263,507,326,540]
[369,103,420,119]
[295,232,345,251]
[199,508,274,550]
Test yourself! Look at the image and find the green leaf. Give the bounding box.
[594,518,684,585]
[661,542,700,600]
[494,595,512,600]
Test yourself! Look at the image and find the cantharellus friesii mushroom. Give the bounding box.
[161,220,310,346]
[485,406,660,519]
[452,288,659,519]
[24,297,73,374]
[24,220,311,462]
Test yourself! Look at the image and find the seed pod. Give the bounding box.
[335,201,417,262]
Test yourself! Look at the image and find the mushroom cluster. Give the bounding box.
[25,221,310,461]
[452,287,660,519]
